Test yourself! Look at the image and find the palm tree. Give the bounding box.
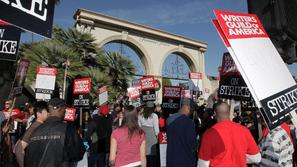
[20,27,137,103]
[162,78,172,86]
[52,27,137,93]
[84,67,118,103]
[99,51,136,93]
[53,26,102,67]
[21,40,87,94]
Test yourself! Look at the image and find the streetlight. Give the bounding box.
[62,58,70,100]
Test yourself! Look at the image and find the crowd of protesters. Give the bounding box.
[0,96,297,167]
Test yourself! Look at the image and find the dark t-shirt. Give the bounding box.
[166,113,196,167]
[86,115,112,153]
[22,121,42,143]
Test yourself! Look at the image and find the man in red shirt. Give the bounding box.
[198,102,261,167]
[2,100,25,120]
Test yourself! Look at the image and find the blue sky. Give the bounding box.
[22,0,297,77]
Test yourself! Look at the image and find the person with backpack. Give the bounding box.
[24,98,85,167]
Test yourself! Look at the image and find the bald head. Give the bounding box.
[214,102,230,122]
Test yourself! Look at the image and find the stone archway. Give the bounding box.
[98,35,153,75]
[74,9,215,101]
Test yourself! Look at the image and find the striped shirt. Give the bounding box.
[257,126,294,167]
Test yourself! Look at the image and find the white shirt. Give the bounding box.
[138,113,159,136]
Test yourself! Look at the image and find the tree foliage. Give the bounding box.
[162,78,172,86]
[20,27,136,104]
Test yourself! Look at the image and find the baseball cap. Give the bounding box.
[48,98,66,109]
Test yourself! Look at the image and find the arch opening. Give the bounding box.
[99,35,152,76]
[103,41,145,76]
[162,51,196,86]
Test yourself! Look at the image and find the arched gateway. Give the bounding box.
[74,9,214,102]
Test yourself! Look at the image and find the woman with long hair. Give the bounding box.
[109,105,146,167]
[138,102,159,167]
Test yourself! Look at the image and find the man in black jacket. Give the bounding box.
[24,98,85,167]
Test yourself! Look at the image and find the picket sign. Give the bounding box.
[0,0,56,38]
[213,10,297,129]
[140,76,155,90]
[127,85,142,107]
[159,132,167,167]
[189,72,203,93]
[35,66,56,100]
[12,59,30,96]
[0,21,21,61]
[73,78,91,95]
[98,85,108,106]
[127,85,141,99]
[162,86,182,111]
[64,108,76,122]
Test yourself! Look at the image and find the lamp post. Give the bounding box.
[62,58,70,100]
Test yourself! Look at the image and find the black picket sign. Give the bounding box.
[141,90,156,102]
[0,1,55,38]
[218,75,252,101]
[12,59,30,96]
[35,88,53,94]
[162,98,181,118]
[259,108,291,130]
[0,23,21,61]
[73,94,90,108]
[241,98,258,111]
[260,84,297,129]
[162,98,180,110]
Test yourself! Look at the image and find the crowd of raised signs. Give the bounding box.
[0,94,295,167]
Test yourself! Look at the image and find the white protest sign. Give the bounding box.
[98,86,108,106]
[127,85,141,99]
[35,66,56,100]
[213,10,297,129]
[189,72,203,92]
[158,132,167,167]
